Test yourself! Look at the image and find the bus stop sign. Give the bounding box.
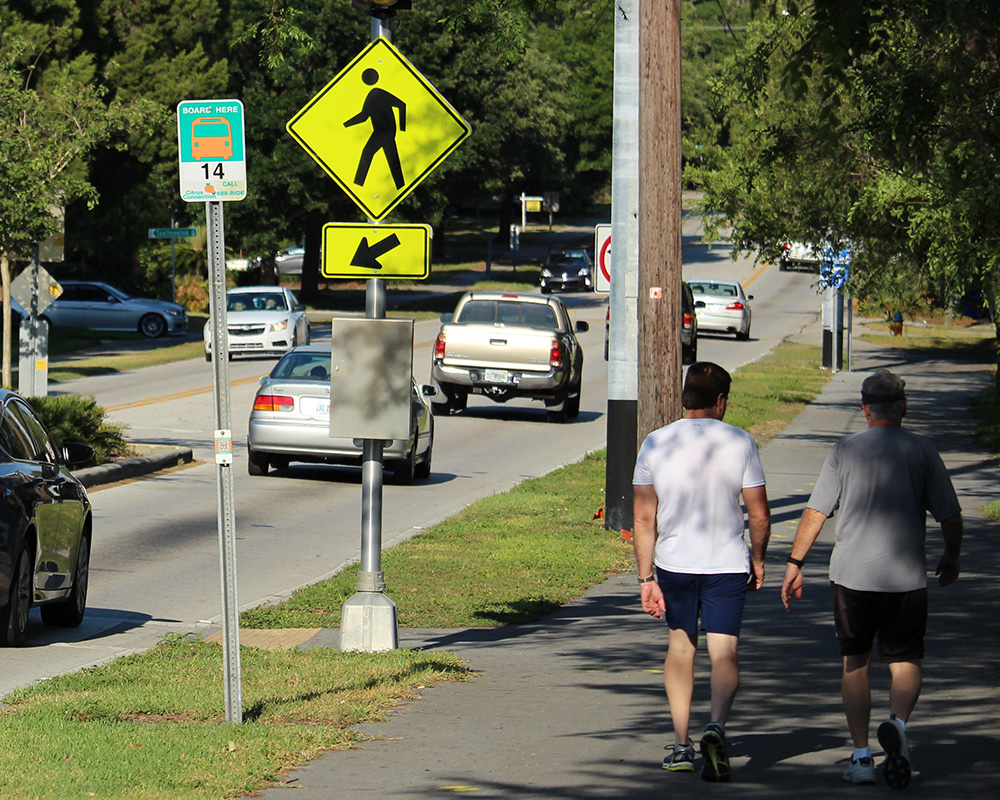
[177,99,247,202]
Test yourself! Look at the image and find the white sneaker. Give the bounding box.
[842,755,876,784]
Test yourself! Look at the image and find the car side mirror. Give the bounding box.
[62,442,95,468]
[747,295,754,300]
[420,384,438,397]
[576,321,590,333]
[695,300,706,308]
[294,303,305,311]
[259,376,268,386]
[106,295,120,304]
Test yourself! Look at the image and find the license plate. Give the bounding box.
[484,368,510,384]
[300,397,330,419]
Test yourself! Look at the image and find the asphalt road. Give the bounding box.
[1,223,823,696]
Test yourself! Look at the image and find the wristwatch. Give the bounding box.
[786,555,805,568]
[638,574,656,584]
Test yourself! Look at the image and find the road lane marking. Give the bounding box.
[104,338,436,411]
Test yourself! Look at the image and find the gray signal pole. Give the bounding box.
[339,5,399,653]
[605,0,640,534]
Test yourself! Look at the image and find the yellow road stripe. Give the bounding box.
[741,259,770,289]
[105,337,437,412]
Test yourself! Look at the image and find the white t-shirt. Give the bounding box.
[633,417,766,574]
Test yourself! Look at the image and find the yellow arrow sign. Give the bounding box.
[322,223,431,280]
[287,38,471,221]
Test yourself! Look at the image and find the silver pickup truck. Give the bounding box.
[430,291,589,423]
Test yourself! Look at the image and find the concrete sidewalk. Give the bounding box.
[260,329,1000,799]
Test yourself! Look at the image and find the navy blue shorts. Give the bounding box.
[654,568,750,638]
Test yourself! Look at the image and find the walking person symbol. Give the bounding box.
[344,68,406,190]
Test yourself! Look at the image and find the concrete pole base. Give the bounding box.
[339,591,398,652]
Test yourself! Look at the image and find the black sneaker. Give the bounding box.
[662,743,696,772]
[699,722,731,782]
[877,718,911,790]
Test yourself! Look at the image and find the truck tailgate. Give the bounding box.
[440,324,554,372]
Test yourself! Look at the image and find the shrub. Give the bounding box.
[176,273,210,313]
[26,395,134,467]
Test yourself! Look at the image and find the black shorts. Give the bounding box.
[831,582,927,662]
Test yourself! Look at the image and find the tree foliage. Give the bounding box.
[689,1,1000,394]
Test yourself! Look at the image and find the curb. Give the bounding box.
[73,446,194,488]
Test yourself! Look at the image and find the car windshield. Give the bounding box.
[228,292,287,312]
[548,251,587,265]
[456,300,558,328]
[270,352,330,381]
[689,282,739,298]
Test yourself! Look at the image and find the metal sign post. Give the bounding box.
[206,201,242,722]
[178,97,247,723]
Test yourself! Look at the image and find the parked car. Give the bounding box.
[0,389,94,646]
[539,249,594,294]
[688,278,753,340]
[204,286,310,360]
[276,245,305,275]
[603,282,699,364]
[246,346,435,484]
[42,281,187,338]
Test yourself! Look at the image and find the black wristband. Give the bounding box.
[638,574,656,584]
[786,555,805,568]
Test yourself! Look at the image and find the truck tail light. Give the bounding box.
[725,301,745,311]
[253,393,294,412]
[434,332,446,360]
[549,339,563,368]
[683,312,693,329]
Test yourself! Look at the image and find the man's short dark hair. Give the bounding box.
[861,369,906,420]
[682,362,732,410]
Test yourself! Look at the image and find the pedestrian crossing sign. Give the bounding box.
[287,37,471,221]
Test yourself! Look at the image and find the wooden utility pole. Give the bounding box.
[638,0,683,439]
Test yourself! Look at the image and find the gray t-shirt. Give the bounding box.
[808,426,961,592]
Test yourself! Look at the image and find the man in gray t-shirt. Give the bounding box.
[780,370,963,789]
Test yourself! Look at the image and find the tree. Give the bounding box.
[689,2,1000,397]
[0,37,159,387]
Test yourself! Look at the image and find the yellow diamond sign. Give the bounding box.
[287,38,471,221]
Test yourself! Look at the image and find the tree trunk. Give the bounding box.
[299,211,323,303]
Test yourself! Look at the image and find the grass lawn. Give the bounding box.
[0,342,831,799]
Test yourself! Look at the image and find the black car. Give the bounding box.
[603,281,699,364]
[0,390,94,646]
[540,249,594,293]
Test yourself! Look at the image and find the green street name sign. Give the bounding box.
[149,228,198,239]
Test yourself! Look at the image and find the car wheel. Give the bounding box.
[41,534,89,628]
[270,456,290,471]
[415,423,433,480]
[546,388,569,424]
[139,313,167,338]
[736,325,750,341]
[450,391,467,413]
[393,442,417,486]
[779,259,789,272]
[204,351,212,362]
[247,447,269,476]
[1,540,33,647]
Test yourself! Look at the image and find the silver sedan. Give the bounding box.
[246,346,435,485]
[688,278,753,340]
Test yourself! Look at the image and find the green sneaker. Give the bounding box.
[662,743,696,772]
[699,722,731,782]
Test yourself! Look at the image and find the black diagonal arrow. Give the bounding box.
[350,233,401,271]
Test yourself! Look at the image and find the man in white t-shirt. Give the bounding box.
[633,362,771,782]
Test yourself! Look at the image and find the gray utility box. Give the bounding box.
[329,317,414,441]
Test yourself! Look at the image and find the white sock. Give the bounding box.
[853,747,872,761]
[891,715,907,731]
